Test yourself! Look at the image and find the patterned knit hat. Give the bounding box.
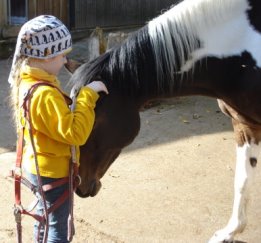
[8,15,72,85]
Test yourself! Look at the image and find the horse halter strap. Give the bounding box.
[11,82,79,243]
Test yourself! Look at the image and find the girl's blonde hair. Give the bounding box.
[9,56,28,127]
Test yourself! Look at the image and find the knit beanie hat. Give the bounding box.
[8,15,72,86]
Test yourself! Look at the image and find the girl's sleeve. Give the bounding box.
[30,86,99,145]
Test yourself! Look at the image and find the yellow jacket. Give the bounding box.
[19,65,99,178]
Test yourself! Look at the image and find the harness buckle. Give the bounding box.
[13,206,22,224]
[14,167,22,177]
[74,175,82,187]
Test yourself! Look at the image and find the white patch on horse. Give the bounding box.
[183,8,261,72]
[209,142,260,243]
[148,0,261,75]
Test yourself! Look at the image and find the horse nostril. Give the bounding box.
[75,188,88,198]
[89,180,95,195]
[90,180,102,197]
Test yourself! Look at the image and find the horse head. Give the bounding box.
[76,93,141,197]
[67,56,148,198]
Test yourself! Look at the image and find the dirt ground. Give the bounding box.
[0,55,261,243]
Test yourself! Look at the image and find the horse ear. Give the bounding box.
[64,58,83,74]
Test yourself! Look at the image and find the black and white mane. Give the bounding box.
[71,0,261,96]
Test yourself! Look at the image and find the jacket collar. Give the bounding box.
[20,65,61,87]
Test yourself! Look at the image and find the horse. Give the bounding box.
[69,0,261,242]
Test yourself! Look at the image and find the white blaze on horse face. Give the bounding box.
[209,142,260,243]
[148,0,261,75]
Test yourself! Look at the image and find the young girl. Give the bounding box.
[8,15,108,242]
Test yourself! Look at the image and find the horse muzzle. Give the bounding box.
[76,179,102,198]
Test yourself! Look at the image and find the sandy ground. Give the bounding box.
[0,56,261,243]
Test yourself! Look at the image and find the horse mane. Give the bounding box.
[71,0,247,94]
[148,0,247,80]
[71,27,157,95]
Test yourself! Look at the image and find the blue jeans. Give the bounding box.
[27,173,70,243]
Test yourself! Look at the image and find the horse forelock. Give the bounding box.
[71,27,158,95]
[70,51,111,90]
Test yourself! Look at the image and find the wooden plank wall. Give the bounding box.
[0,0,69,39]
[1,0,178,38]
[0,0,8,27]
[73,0,178,30]
[28,0,68,26]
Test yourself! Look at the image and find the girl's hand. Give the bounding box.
[86,81,109,94]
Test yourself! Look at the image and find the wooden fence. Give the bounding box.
[28,0,68,25]
[72,0,178,29]
[0,0,178,39]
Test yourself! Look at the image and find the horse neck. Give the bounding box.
[136,54,252,108]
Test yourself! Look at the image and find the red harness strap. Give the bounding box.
[12,82,79,243]
[14,127,24,206]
